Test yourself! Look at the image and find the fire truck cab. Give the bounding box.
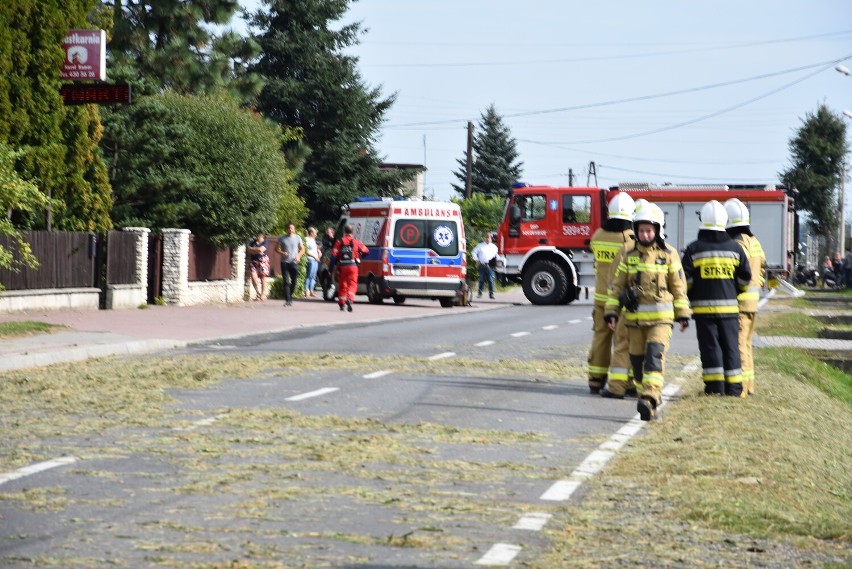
[495,183,796,305]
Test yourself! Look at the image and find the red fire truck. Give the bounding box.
[495,183,797,305]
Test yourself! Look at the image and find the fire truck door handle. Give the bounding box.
[539,239,547,244]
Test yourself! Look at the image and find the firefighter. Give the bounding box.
[681,200,752,396]
[604,202,691,420]
[724,198,766,397]
[587,192,635,393]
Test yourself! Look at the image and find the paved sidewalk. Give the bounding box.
[755,335,852,350]
[0,290,527,372]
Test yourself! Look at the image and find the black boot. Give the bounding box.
[346,299,353,312]
[637,397,656,421]
[600,388,625,399]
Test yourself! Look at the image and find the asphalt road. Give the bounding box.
[2,300,701,568]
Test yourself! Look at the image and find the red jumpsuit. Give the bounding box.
[332,235,369,309]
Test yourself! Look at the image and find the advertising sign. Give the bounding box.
[61,29,106,81]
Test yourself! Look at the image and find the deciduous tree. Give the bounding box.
[780,105,849,249]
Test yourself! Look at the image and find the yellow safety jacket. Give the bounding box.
[590,227,634,305]
[604,241,691,326]
[732,233,765,313]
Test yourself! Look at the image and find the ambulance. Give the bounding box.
[318,198,468,307]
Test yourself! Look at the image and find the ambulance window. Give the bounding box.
[393,219,426,248]
[563,195,591,224]
[428,220,459,256]
[515,194,545,221]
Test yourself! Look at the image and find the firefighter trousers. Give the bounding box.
[738,311,757,395]
[695,317,743,397]
[604,314,636,396]
[626,324,672,406]
[587,304,612,390]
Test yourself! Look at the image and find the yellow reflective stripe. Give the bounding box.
[703,372,725,381]
[594,292,610,303]
[625,310,675,321]
[726,373,743,384]
[693,305,739,315]
[643,372,664,387]
[608,369,630,381]
[673,299,690,308]
[737,291,759,302]
[588,365,609,375]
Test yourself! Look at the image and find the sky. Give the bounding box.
[234,0,852,209]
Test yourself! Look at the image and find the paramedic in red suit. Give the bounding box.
[332,224,369,312]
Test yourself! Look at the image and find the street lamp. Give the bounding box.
[836,64,850,255]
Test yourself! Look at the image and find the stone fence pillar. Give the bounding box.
[161,229,190,305]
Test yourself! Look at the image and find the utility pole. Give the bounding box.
[465,121,474,199]
[587,161,598,186]
[568,168,574,187]
[840,161,847,255]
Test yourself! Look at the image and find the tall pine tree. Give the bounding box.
[248,0,410,224]
[453,104,523,199]
[780,105,848,250]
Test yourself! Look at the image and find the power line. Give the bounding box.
[383,56,850,129]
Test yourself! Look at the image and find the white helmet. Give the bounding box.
[724,198,750,228]
[700,200,728,232]
[633,201,665,244]
[607,192,635,221]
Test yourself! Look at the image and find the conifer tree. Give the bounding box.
[453,104,523,199]
[248,0,410,223]
[0,0,112,231]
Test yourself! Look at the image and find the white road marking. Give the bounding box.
[540,478,583,501]
[475,543,522,566]
[510,331,530,337]
[568,319,582,324]
[363,370,394,379]
[174,413,229,431]
[285,387,339,401]
[682,363,699,373]
[541,325,558,331]
[0,456,78,486]
[512,512,552,531]
[475,340,496,347]
[428,352,456,360]
[540,361,698,502]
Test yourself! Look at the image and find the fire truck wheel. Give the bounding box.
[439,297,455,308]
[367,276,385,304]
[393,295,406,305]
[522,259,568,305]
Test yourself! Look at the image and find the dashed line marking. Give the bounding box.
[428,352,456,360]
[568,319,582,324]
[286,387,339,401]
[475,340,496,347]
[475,543,522,566]
[363,370,394,379]
[541,325,558,331]
[539,363,697,503]
[174,413,229,431]
[0,456,78,486]
[510,331,530,338]
[512,512,552,531]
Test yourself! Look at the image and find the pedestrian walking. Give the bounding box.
[276,223,305,307]
[587,192,635,394]
[304,227,320,297]
[471,232,498,299]
[604,201,691,420]
[332,224,369,312]
[247,232,270,301]
[681,200,752,397]
[725,198,766,396]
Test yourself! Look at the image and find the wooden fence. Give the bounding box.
[0,231,97,290]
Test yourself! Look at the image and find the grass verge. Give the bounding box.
[528,347,852,567]
[0,320,63,338]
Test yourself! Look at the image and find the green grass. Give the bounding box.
[0,320,62,338]
[756,310,824,338]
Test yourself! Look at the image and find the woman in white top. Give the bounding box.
[304,227,320,296]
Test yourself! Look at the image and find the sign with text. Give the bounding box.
[61,29,106,81]
[60,83,131,105]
